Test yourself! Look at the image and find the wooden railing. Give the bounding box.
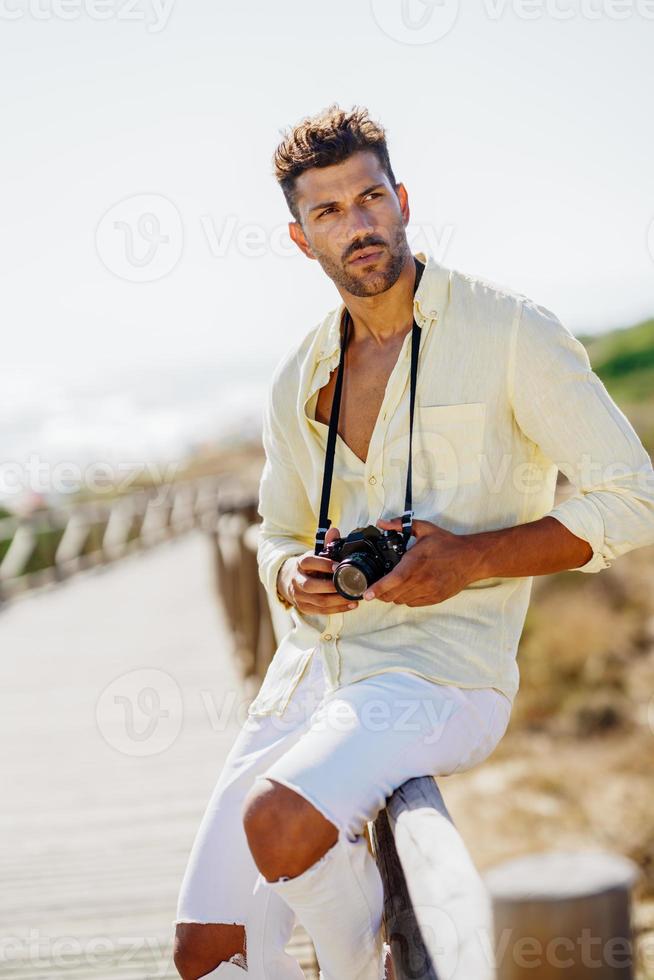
[0,476,251,605]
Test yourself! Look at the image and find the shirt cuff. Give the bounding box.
[275,566,293,611]
[546,500,612,573]
[261,547,301,611]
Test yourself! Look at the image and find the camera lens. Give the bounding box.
[333,553,380,600]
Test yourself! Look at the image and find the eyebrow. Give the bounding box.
[308,182,386,215]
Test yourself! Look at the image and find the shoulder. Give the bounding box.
[450,264,529,311]
[450,263,585,352]
[516,295,590,367]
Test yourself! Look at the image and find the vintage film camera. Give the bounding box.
[318,524,406,601]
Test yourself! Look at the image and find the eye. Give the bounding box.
[318,206,336,218]
[363,192,382,202]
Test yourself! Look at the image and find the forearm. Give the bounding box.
[468,516,594,581]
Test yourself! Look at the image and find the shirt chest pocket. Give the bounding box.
[411,401,487,490]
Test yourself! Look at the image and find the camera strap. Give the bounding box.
[313,255,426,556]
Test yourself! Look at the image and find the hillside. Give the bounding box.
[578,316,654,455]
[580,317,654,402]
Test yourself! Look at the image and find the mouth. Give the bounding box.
[347,247,385,266]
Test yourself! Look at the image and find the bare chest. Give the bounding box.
[314,338,405,465]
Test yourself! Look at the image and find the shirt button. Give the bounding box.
[369,476,377,485]
[429,309,438,318]
[322,633,333,641]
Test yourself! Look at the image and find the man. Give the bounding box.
[173,104,654,979]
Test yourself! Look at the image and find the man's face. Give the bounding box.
[290,150,411,298]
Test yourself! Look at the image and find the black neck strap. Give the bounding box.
[314,255,426,555]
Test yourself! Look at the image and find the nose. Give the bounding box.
[342,204,378,252]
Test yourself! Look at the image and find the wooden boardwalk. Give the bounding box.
[0,529,317,979]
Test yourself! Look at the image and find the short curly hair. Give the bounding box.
[273,103,398,223]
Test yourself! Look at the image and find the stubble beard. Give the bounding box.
[310,222,412,298]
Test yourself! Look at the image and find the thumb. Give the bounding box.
[376,517,433,538]
[376,517,402,529]
[324,525,341,545]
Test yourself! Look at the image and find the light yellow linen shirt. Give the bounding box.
[250,252,654,717]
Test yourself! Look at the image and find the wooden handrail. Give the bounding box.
[0,475,237,603]
[370,775,495,980]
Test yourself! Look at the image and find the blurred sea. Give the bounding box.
[0,361,271,509]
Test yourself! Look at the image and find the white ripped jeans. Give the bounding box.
[174,650,511,979]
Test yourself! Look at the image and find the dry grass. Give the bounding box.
[441,544,654,978]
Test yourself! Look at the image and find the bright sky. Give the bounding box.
[1,0,653,388]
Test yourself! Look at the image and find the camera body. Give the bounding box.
[318,523,406,601]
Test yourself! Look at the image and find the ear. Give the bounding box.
[289,221,316,260]
[395,182,410,228]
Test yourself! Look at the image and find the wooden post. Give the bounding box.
[371,776,495,980]
[242,523,278,679]
[484,850,639,979]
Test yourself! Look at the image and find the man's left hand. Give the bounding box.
[363,517,484,606]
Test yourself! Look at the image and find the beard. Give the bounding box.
[310,220,411,298]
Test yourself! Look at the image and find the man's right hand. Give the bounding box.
[277,526,358,615]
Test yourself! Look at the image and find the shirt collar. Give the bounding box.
[315,251,452,364]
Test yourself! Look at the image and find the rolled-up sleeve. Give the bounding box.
[257,377,315,609]
[509,297,654,572]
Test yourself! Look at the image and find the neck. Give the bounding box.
[339,252,417,348]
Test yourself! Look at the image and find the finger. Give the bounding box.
[363,567,410,601]
[298,554,338,574]
[298,572,339,594]
[324,526,341,545]
[298,594,358,614]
